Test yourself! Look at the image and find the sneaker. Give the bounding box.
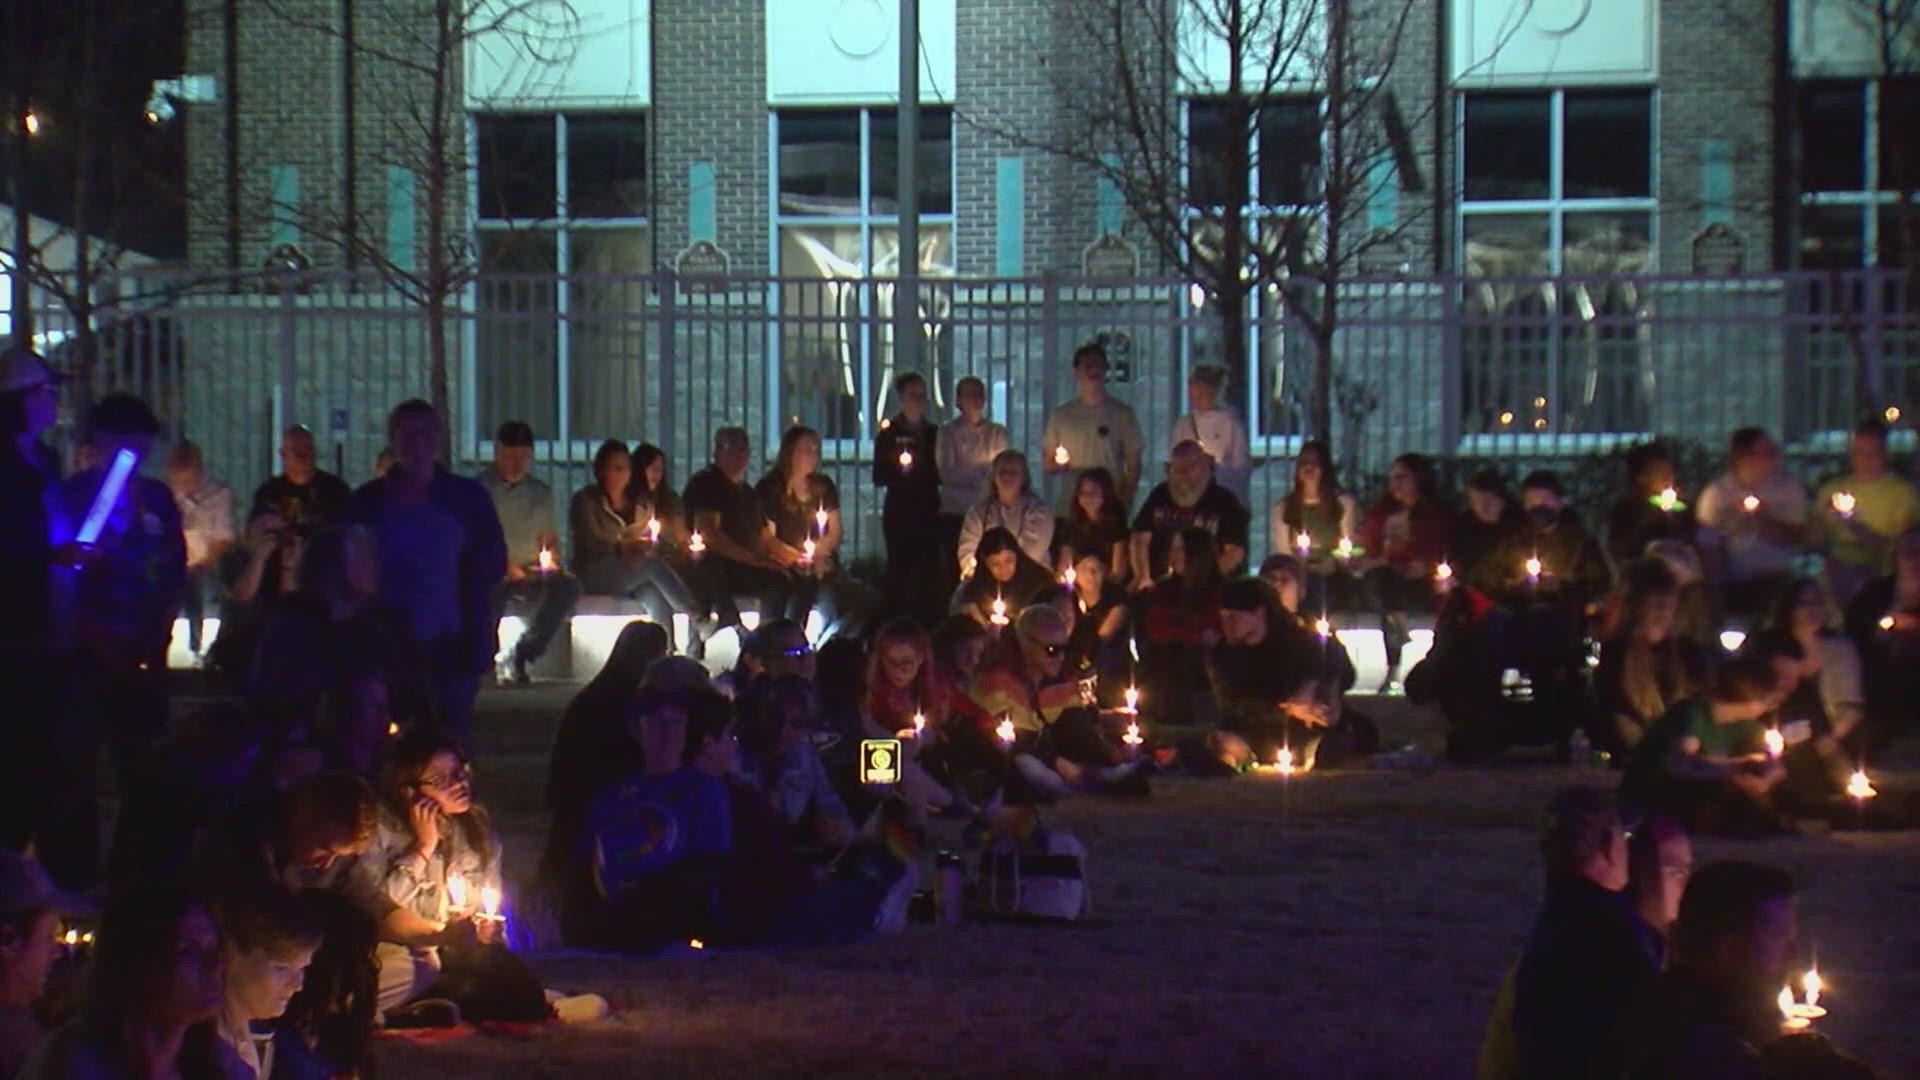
[1012,754,1072,798]
[509,650,532,686]
[872,859,921,932]
[551,993,610,1024]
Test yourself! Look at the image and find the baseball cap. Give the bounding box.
[0,348,70,396]
[0,853,58,919]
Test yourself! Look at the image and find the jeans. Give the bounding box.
[493,571,583,663]
[1362,566,1437,673]
[180,569,216,653]
[701,556,817,627]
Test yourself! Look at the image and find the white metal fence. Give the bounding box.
[23,268,1918,561]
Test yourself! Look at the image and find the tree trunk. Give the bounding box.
[424,0,453,418]
[9,112,33,348]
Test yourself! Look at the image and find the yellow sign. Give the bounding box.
[860,739,902,785]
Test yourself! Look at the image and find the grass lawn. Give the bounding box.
[374,688,1920,1079]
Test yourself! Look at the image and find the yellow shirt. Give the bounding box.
[1819,473,1919,569]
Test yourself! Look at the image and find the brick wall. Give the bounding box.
[652,0,770,273]
[1658,0,1780,272]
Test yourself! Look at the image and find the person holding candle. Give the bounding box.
[570,440,707,651]
[1843,525,1920,749]
[481,421,580,684]
[1171,364,1251,503]
[1065,550,1130,702]
[872,372,943,624]
[1450,469,1524,597]
[958,450,1055,577]
[1595,560,1707,755]
[1207,577,1333,772]
[1271,439,1359,605]
[1622,649,1795,837]
[349,401,507,747]
[17,887,243,1080]
[937,377,1010,603]
[1053,467,1132,585]
[684,427,816,634]
[1129,441,1250,586]
[1607,441,1700,569]
[951,527,1053,630]
[1041,341,1145,513]
[165,439,236,664]
[1136,527,1229,728]
[1356,453,1451,691]
[758,425,878,642]
[860,620,969,819]
[1816,419,1918,607]
[1697,428,1809,623]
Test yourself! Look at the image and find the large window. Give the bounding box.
[773,108,954,446]
[1798,78,1920,269]
[472,112,650,443]
[1457,88,1656,437]
[1182,96,1324,443]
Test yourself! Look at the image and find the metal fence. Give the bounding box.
[23,267,1918,561]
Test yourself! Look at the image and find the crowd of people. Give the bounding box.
[0,335,1915,1077]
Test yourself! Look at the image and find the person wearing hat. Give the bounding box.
[0,349,84,894]
[0,852,61,1076]
[479,419,579,684]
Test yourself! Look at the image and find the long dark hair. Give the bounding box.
[1066,467,1126,526]
[84,887,230,1079]
[630,442,670,499]
[381,727,495,874]
[1283,439,1341,521]
[1172,526,1223,592]
[770,425,821,485]
[1386,452,1441,508]
[736,674,818,774]
[591,439,631,491]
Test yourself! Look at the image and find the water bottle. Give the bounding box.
[935,850,967,926]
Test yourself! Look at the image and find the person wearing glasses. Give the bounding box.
[735,675,852,855]
[1625,813,1691,944]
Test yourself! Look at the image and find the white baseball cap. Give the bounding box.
[0,348,70,395]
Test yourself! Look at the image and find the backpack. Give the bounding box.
[976,829,1089,921]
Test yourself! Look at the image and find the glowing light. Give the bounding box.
[1498,411,1515,426]
[1435,561,1453,583]
[1277,747,1294,775]
[1742,494,1761,513]
[687,530,706,555]
[1295,531,1311,557]
[801,538,816,563]
[1804,969,1823,1012]
[688,938,705,950]
[1524,555,1542,581]
[912,712,927,736]
[1532,418,1547,431]
[995,716,1016,746]
[480,885,502,921]
[1847,770,1877,800]
[1653,487,1681,513]
[1719,629,1747,652]
[1831,491,1856,518]
[646,517,662,543]
[1122,685,1140,714]
[1779,987,1810,1031]
[1333,536,1354,560]
[989,595,1010,627]
[1314,617,1331,640]
[1053,445,1070,468]
[447,875,469,911]
[898,450,914,469]
[1879,615,1896,631]
[387,721,399,737]
[537,547,555,572]
[1764,728,1785,757]
[1886,406,1902,423]
[1122,721,1143,747]
[77,448,140,546]
[1532,396,1547,409]
[23,112,40,137]
[1188,283,1207,309]
[1063,566,1077,589]
[62,929,78,947]
[814,507,829,534]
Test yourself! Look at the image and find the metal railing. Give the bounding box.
[21,267,1916,561]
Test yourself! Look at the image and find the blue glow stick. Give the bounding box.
[75,448,139,546]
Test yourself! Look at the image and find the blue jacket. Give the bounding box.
[351,467,507,675]
[1512,876,1665,1080]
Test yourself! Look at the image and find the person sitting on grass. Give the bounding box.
[1626,813,1692,946]
[1205,577,1332,774]
[366,729,503,1017]
[1748,581,1876,821]
[735,676,855,856]
[562,681,735,954]
[1622,649,1793,837]
[213,889,323,1080]
[862,619,968,819]
[0,855,60,1077]
[931,615,992,694]
[18,887,241,1080]
[1257,554,1362,737]
[1595,559,1704,756]
[1135,527,1226,726]
[1843,524,1920,750]
[950,526,1054,630]
[1054,467,1133,585]
[1065,549,1129,701]
[540,620,672,885]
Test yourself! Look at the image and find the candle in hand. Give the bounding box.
[1654,487,1681,513]
[1831,492,1857,518]
[1879,614,1896,631]
[1524,555,1542,582]
[447,875,470,911]
[912,712,927,737]
[1053,445,1070,468]
[537,547,555,573]
[1314,617,1331,640]
[1276,747,1294,775]
[1122,721,1143,747]
[1062,566,1077,589]
[1779,987,1811,1031]
[480,885,502,922]
[996,716,1016,746]
[1846,770,1877,800]
[1764,728,1785,757]
[687,530,706,555]
[989,595,1010,627]
[1122,685,1140,714]
[801,538,816,564]
[814,507,829,535]
[1295,531,1312,558]
[1334,536,1354,561]
[1742,494,1761,513]
[646,517,662,544]
[1435,561,1453,583]
[898,449,914,470]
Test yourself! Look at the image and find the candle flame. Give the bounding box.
[1123,685,1140,712]
[1314,617,1331,639]
[912,712,926,734]
[1054,445,1070,467]
[646,517,662,542]
[689,938,705,950]
[537,547,555,572]
[1764,728,1785,757]
[1524,556,1542,579]
[1294,531,1311,555]
[1277,747,1294,775]
[898,450,913,469]
[388,721,399,737]
[1656,487,1679,511]
[802,538,816,561]
[1063,566,1077,588]
[1778,985,1798,1020]
[480,885,501,919]
[1720,629,1748,652]
[815,507,829,533]
[1334,536,1354,560]
[995,717,1016,745]
[1435,561,1453,582]
[687,530,706,553]
[1803,968,1822,1009]
[1846,770,1877,800]
[1832,492,1857,516]
[1879,615,1896,631]
[446,875,469,911]
[1122,721,1143,746]
[63,929,78,946]
[1743,494,1761,513]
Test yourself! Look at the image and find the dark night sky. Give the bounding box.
[5,0,187,257]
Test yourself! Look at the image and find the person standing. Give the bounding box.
[1042,341,1144,513]
[937,376,1009,600]
[480,420,580,683]
[1171,364,1251,503]
[873,372,942,623]
[245,425,353,601]
[0,349,79,891]
[164,439,235,661]
[351,401,507,744]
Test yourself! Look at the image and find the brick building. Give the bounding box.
[170,0,1917,556]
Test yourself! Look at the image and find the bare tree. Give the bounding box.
[968,0,1431,443]
[246,0,581,416]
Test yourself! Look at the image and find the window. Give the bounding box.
[1182,96,1325,444]
[1797,78,1920,269]
[1458,88,1656,438]
[472,112,651,442]
[772,108,954,446]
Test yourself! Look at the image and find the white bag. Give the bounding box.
[977,830,1090,921]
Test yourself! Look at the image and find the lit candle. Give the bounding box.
[1314,617,1331,640]
[387,721,399,737]
[1525,555,1542,584]
[1435,561,1453,583]
[912,712,927,737]
[687,530,706,555]
[1122,685,1140,715]
[1062,565,1077,589]
[1719,629,1748,652]
[989,595,1010,627]
[1801,969,1825,1018]
[1122,721,1143,747]
[446,875,470,911]
[801,538,816,564]
[1879,615,1896,631]
[1742,494,1761,514]
[1778,986,1810,1032]
[1653,487,1681,513]
[480,884,503,922]
[1831,491,1856,518]
[1764,728,1785,758]
[62,929,78,947]
[1053,445,1070,468]
[688,938,705,950]
[1333,536,1354,561]
[814,506,829,535]
[537,547,555,573]
[1846,769,1878,800]
[898,449,914,470]
[1295,531,1312,558]
[1276,747,1295,775]
[996,716,1016,746]
[646,517,662,544]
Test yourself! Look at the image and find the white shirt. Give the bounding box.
[1697,471,1808,582]
[957,492,1055,573]
[1172,407,1251,502]
[174,479,236,569]
[1042,395,1146,511]
[936,416,1009,516]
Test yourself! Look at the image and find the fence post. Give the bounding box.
[657,273,677,465]
[278,285,298,434]
[1439,279,1461,453]
[1040,270,1060,389]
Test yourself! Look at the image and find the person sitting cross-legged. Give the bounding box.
[1622,648,1794,837]
[734,675,855,858]
[950,526,1054,631]
[482,420,581,684]
[683,426,816,632]
[570,439,705,652]
[1206,577,1332,774]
